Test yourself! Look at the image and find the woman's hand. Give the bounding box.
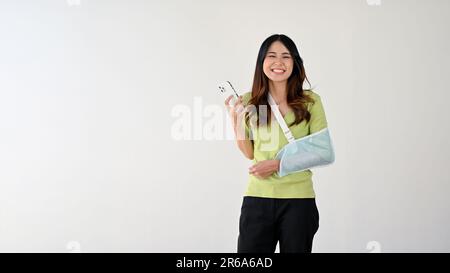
[224,95,245,136]
[224,95,254,159]
[249,160,280,179]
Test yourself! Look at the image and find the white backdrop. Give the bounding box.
[1,0,449,252]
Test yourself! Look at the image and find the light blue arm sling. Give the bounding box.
[268,93,335,177]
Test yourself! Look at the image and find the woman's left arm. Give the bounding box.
[249,93,335,179]
[275,94,335,177]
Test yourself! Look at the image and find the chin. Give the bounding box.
[268,77,289,82]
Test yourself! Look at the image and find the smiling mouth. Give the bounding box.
[271,69,286,74]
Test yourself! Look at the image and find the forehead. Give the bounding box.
[267,41,289,53]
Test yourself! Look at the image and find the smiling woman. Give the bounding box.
[224,34,334,254]
[266,52,292,75]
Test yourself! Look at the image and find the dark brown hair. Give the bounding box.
[247,34,315,127]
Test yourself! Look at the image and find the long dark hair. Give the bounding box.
[247,34,314,127]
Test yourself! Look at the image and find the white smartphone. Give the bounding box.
[218,81,239,106]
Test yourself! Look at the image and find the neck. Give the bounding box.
[268,80,287,104]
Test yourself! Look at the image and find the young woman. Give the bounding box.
[225,34,332,253]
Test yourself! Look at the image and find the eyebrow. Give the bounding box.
[267,51,291,55]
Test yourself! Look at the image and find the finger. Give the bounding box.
[229,96,238,107]
[261,171,274,178]
[224,95,234,106]
[234,96,243,105]
[235,104,244,114]
[233,99,243,108]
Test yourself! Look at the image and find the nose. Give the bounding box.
[273,60,285,66]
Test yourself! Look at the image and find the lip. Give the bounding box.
[271,68,286,74]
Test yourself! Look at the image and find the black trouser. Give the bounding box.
[237,196,319,253]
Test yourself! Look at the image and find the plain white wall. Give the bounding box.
[0,0,449,252]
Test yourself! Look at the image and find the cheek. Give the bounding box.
[288,66,294,74]
[262,60,272,74]
[286,63,294,74]
[286,60,294,70]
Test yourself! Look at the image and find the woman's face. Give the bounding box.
[263,41,294,83]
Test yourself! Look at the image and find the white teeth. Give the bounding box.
[272,69,284,73]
